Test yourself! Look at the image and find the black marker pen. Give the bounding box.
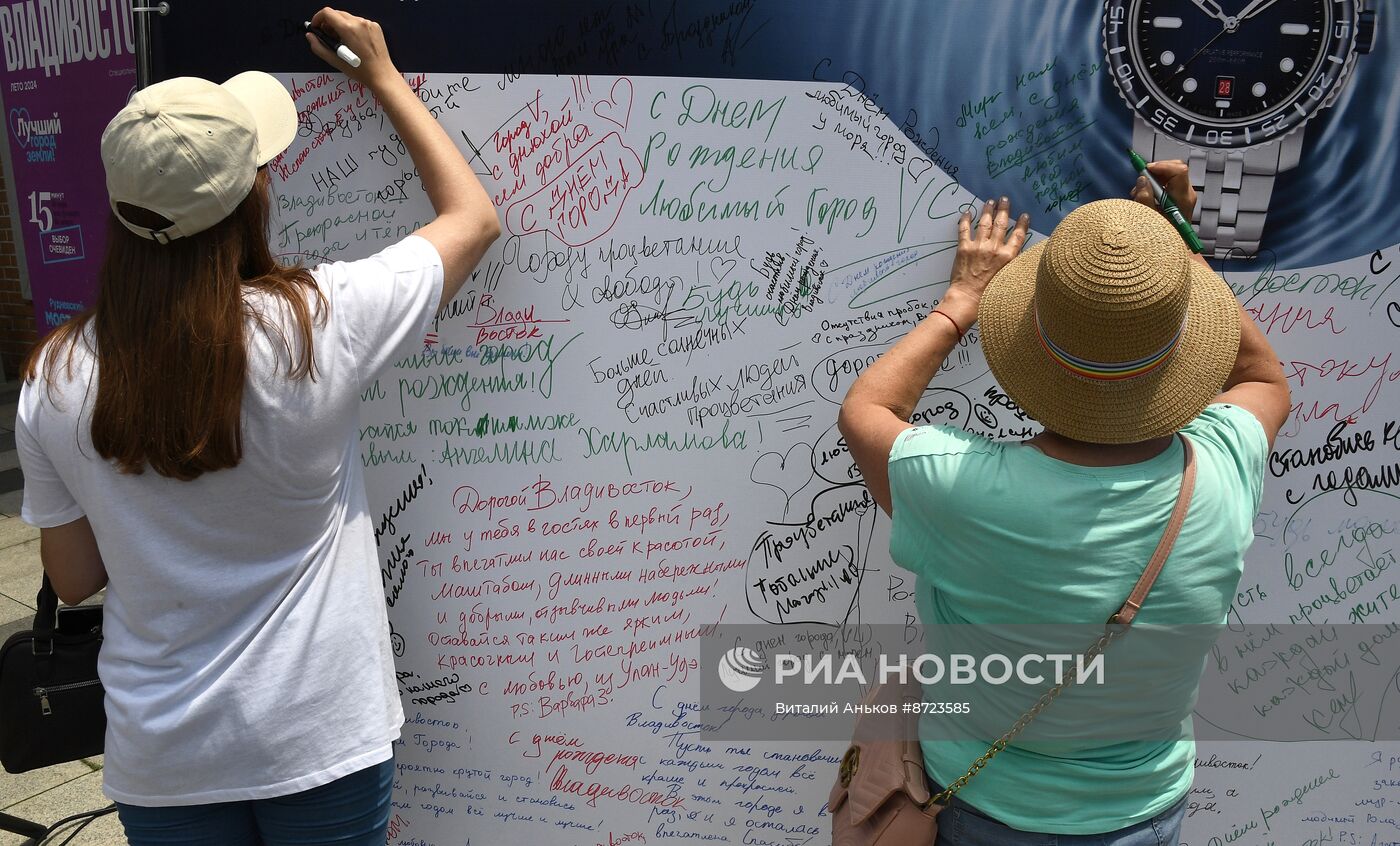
[305,22,362,68]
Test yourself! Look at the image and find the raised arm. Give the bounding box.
[308,7,501,311]
[838,198,1029,514]
[1131,160,1290,447]
[1215,305,1290,448]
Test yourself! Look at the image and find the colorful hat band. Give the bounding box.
[1034,307,1185,382]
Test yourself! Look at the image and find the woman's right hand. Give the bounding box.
[306,7,399,89]
[313,7,499,309]
[1130,159,1197,223]
[947,197,1031,308]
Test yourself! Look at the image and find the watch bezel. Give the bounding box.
[1103,0,1361,149]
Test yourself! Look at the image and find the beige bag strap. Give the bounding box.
[1110,437,1197,626]
[928,435,1196,806]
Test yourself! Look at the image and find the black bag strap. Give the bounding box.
[31,573,60,656]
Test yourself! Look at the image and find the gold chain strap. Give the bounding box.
[923,621,1128,808]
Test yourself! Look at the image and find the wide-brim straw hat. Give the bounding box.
[978,198,1240,444]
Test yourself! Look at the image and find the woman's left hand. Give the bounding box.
[947,197,1030,308]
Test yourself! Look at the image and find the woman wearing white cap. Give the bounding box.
[838,166,1288,842]
[16,8,497,844]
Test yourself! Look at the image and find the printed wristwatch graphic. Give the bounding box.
[1104,0,1377,259]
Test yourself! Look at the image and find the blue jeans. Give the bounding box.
[932,784,1187,845]
[115,758,394,846]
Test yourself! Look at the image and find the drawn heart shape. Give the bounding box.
[742,484,872,627]
[907,156,933,182]
[9,108,29,148]
[711,256,737,284]
[593,77,633,131]
[749,442,815,504]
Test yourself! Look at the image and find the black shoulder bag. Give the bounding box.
[0,574,106,773]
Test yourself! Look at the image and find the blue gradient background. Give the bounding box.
[798,1,1399,268]
[158,0,1398,267]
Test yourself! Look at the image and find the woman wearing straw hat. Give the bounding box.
[15,8,498,844]
[838,162,1288,842]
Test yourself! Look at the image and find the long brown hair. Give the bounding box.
[24,169,326,481]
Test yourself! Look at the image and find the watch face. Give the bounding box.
[1105,0,1360,148]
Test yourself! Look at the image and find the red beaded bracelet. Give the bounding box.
[931,309,964,339]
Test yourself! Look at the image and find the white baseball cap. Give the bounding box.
[101,72,296,243]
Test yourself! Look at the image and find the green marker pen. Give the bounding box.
[1128,148,1204,254]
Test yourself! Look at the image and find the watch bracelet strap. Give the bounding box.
[1134,119,1291,260]
[927,435,1197,806]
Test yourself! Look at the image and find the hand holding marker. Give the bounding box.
[305,21,361,68]
[1128,148,1204,254]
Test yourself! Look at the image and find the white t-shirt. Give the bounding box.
[16,235,443,806]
